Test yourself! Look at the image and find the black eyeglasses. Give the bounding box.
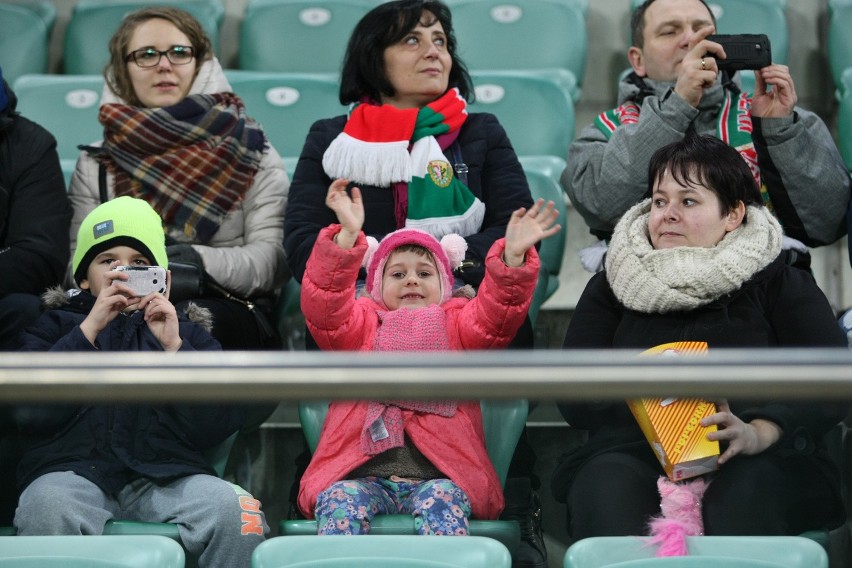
[125,46,195,68]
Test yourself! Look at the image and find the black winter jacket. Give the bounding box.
[284,112,532,286]
[553,256,848,501]
[13,289,244,493]
[0,80,71,297]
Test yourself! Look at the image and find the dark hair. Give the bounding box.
[630,0,716,48]
[647,130,762,222]
[338,0,473,105]
[105,7,212,107]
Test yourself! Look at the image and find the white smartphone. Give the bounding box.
[112,265,167,296]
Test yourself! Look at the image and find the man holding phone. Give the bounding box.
[562,0,850,271]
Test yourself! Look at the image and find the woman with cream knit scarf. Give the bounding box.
[555,131,846,545]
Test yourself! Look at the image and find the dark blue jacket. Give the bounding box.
[14,289,244,493]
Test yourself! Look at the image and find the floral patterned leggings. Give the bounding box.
[315,477,471,536]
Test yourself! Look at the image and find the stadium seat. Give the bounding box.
[0,535,184,567]
[224,70,348,164]
[829,0,852,97]
[11,74,105,175]
[839,68,852,171]
[63,0,224,75]
[252,535,511,567]
[468,69,576,161]
[563,535,828,568]
[0,2,55,85]
[447,0,586,101]
[238,0,375,73]
[523,166,567,326]
[630,0,788,93]
[280,400,527,554]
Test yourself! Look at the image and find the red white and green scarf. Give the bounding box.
[322,88,485,239]
[595,91,774,212]
[97,92,266,243]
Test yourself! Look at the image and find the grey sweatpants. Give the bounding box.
[14,471,268,568]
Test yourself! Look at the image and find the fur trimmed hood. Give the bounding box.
[40,285,215,332]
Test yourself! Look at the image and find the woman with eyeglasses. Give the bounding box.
[67,7,289,351]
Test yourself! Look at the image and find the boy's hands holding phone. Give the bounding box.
[81,262,181,351]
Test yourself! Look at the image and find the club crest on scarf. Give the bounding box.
[428,159,452,188]
[322,88,484,241]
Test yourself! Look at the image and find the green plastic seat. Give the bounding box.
[280,400,527,553]
[0,2,55,85]
[468,69,576,160]
[839,68,852,171]
[224,70,348,161]
[446,0,586,101]
[523,165,567,325]
[563,536,827,568]
[252,534,511,567]
[629,0,787,93]
[12,74,105,164]
[238,0,375,73]
[829,0,852,97]
[63,0,224,75]
[0,535,184,567]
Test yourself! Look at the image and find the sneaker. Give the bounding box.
[501,478,547,568]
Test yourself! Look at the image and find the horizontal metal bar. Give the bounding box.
[1,349,851,403]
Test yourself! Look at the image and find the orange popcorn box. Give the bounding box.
[628,342,720,481]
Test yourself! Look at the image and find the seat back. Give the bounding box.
[468,69,575,160]
[239,0,374,73]
[0,2,55,85]
[447,0,586,99]
[522,165,568,323]
[252,534,511,567]
[300,399,527,488]
[829,0,852,96]
[0,535,184,567]
[225,70,348,161]
[12,74,105,174]
[63,0,224,75]
[563,536,827,568]
[838,69,852,171]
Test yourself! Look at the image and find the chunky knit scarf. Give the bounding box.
[322,88,484,240]
[97,92,265,243]
[606,199,782,314]
[361,304,458,455]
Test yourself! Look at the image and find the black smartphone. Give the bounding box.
[707,34,772,71]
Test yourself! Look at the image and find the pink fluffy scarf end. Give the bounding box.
[647,476,707,557]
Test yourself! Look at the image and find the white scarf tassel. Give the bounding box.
[322,132,412,187]
[406,199,486,240]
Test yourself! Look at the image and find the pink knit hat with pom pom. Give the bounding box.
[364,228,467,307]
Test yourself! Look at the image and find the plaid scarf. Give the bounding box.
[97,92,265,243]
[322,88,484,240]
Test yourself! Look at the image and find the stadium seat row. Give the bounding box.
[0,533,831,566]
[8,0,839,98]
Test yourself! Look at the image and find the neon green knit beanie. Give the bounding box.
[72,196,168,284]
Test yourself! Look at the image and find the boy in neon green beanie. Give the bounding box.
[14,196,268,565]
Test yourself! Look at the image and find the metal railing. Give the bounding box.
[1,348,851,403]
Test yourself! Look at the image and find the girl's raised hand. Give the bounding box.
[325,178,363,249]
[504,198,561,267]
